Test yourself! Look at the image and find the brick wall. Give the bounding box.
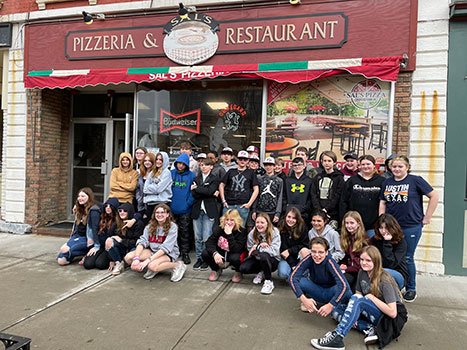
[392,72,412,155]
[25,88,71,227]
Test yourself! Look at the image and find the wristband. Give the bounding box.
[222,200,227,204]
[133,257,140,261]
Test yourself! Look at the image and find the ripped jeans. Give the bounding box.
[331,294,382,337]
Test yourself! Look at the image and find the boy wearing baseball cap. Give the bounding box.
[220,147,238,172]
[342,152,359,181]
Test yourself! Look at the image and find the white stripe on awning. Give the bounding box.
[307,58,362,70]
[168,66,214,74]
[50,69,90,77]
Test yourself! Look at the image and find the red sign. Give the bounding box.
[160,109,201,134]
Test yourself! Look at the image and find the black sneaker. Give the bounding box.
[193,259,203,270]
[363,326,378,345]
[182,253,191,265]
[200,261,209,271]
[311,331,345,350]
[403,290,417,303]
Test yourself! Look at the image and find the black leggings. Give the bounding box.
[83,249,111,270]
[201,248,243,272]
[239,252,279,280]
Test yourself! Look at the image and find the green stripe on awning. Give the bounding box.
[258,61,308,71]
[127,67,170,74]
[28,71,53,77]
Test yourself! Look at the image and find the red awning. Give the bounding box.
[25,56,402,89]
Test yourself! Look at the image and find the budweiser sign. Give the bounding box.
[160,109,201,134]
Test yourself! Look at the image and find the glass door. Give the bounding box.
[72,121,111,203]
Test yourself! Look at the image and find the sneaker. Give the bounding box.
[182,253,191,265]
[403,290,417,303]
[252,271,264,284]
[311,331,345,350]
[143,269,158,280]
[111,261,124,275]
[363,326,378,345]
[261,280,275,295]
[232,272,243,283]
[200,262,209,271]
[193,259,203,270]
[171,261,187,282]
[208,270,222,281]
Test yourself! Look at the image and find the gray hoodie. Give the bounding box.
[247,227,281,261]
[308,224,344,262]
[143,152,173,204]
[136,222,180,261]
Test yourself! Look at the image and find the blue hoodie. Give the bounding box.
[170,153,195,215]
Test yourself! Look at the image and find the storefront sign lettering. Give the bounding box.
[346,80,385,110]
[218,104,246,131]
[160,109,201,134]
[65,13,346,61]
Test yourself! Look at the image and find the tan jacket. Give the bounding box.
[109,152,139,203]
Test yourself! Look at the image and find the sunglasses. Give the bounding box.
[118,209,127,213]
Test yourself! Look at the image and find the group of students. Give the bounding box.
[56,142,438,349]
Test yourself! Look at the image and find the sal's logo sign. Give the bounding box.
[219,104,246,131]
[346,80,385,110]
[163,13,220,66]
[160,109,200,134]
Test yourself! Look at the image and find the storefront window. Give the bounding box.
[136,80,263,162]
[266,76,390,168]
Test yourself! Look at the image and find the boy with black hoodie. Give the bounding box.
[284,157,313,226]
[170,153,195,265]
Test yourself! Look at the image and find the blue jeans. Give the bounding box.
[332,294,382,337]
[385,268,405,290]
[403,225,422,291]
[299,276,352,305]
[224,205,250,227]
[193,212,215,259]
[106,239,127,263]
[57,235,88,262]
[366,229,375,239]
[277,259,292,279]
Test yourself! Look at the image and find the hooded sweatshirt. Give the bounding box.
[170,153,195,215]
[308,224,345,262]
[136,222,180,261]
[143,152,173,204]
[108,202,145,250]
[311,169,345,221]
[340,172,385,230]
[87,198,118,250]
[109,153,139,203]
[246,227,281,261]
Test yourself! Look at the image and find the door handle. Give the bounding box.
[101,161,107,175]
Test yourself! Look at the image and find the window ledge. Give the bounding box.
[36,0,97,11]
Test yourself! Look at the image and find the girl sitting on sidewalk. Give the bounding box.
[124,204,186,282]
[239,213,281,295]
[311,246,407,350]
[57,187,101,265]
[277,207,309,280]
[339,211,369,292]
[202,209,247,282]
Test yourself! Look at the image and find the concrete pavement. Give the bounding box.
[0,232,466,349]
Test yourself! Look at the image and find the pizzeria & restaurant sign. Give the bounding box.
[65,12,347,60]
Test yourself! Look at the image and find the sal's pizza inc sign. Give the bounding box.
[65,12,347,63]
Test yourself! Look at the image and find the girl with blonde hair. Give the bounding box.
[202,209,247,282]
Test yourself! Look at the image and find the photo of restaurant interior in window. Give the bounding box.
[136,75,389,170]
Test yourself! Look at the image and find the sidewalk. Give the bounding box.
[0,232,466,349]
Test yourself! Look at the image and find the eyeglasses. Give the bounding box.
[118,209,127,213]
[311,250,326,256]
[155,211,167,215]
[292,163,304,167]
[135,151,145,155]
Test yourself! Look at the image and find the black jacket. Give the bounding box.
[340,173,385,230]
[205,225,247,255]
[280,226,309,267]
[108,202,144,250]
[371,237,408,286]
[376,302,408,349]
[191,172,220,219]
[284,172,313,222]
[311,170,344,221]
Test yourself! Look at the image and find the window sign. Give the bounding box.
[266,76,390,170]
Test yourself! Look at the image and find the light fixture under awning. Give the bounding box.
[24,56,403,89]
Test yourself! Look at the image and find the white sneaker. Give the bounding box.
[111,261,124,275]
[171,261,187,282]
[261,280,274,294]
[252,271,264,284]
[143,269,158,280]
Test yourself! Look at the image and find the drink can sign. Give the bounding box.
[346,80,385,110]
